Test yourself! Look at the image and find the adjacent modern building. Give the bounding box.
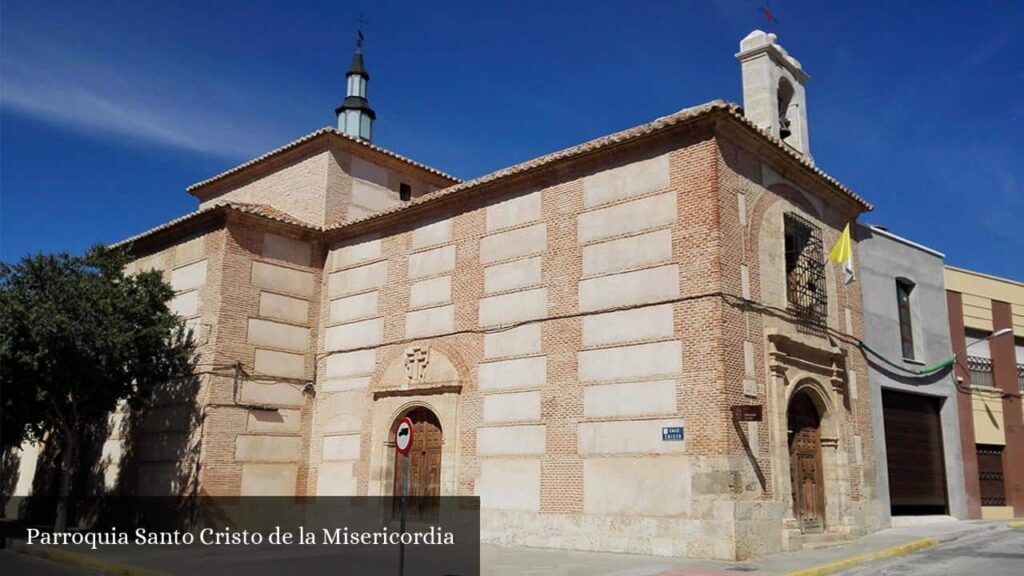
[945,266,1024,519]
[8,31,888,559]
[858,224,967,525]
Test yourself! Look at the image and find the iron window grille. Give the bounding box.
[1018,364,1024,391]
[966,355,994,388]
[784,212,827,322]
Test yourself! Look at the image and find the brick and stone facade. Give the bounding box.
[14,31,886,560]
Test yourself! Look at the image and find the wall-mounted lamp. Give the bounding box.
[957,327,1012,358]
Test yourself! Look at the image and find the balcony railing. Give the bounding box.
[967,356,1024,391]
[966,356,994,388]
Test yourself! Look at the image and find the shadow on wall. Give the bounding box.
[0,449,20,515]
[0,358,203,529]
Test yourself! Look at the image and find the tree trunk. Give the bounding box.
[54,434,75,531]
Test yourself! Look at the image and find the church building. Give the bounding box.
[103,31,883,559]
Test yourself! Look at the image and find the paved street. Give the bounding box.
[2,522,1019,576]
[838,526,1024,575]
[0,550,96,575]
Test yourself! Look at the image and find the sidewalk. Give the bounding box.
[482,520,1008,575]
[6,519,1017,576]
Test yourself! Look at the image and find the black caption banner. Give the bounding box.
[3,496,480,575]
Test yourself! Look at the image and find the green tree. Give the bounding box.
[0,245,195,530]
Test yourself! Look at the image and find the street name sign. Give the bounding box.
[662,426,684,441]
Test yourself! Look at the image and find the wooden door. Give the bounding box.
[392,408,442,520]
[789,393,825,532]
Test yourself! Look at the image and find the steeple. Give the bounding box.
[336,30,375,141]
[736,30,812,160]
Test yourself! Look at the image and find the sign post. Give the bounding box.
[394,416,414,576]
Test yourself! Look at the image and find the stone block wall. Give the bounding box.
[101,114,885,560]
[716,127,884,551]
[110,230,226,496]
[197,219,323,496]
[305,130,778,558]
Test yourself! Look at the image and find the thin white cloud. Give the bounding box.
[0,35,285,160]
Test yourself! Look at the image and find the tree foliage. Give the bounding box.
[0,245,195,527]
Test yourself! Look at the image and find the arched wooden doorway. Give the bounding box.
[392,407,442,520]
[788,392,825,532]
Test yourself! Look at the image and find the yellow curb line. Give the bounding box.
[1008,520,1024,529]
[783,537,939,576]
[12,541,171,576]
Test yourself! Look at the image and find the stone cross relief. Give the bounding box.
[403,346,430,389]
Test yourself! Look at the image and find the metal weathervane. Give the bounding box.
[760,1,778,26]
[355,15,367,48]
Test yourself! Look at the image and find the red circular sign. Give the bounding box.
[395,416,414,455]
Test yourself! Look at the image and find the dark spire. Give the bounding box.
[347,50,369,80]
[336,25,375,141]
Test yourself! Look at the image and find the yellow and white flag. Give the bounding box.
[829,223,856,285]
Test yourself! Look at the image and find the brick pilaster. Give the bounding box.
[947,290,982,518]
[991,301,1024,516]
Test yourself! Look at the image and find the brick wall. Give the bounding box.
[117,112,883,559]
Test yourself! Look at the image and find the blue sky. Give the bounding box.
[2,1,1021,279]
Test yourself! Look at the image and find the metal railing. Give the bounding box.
[966,356,994,388]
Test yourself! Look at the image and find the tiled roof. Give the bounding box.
[186,128,461,193]
[325,100,871,233]
[111,202,317,248]
[721,103,872,210]
[124,99,871,248]
[230,203,319,229]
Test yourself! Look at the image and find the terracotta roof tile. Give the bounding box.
[125,100,871,248]
[187,128,460,193]
[325,100,871,233]
[112,202,318,248]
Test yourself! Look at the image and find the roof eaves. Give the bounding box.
[721,107,873,211]
[324,100,871,235]
[324,101,730,233]
[945,265,1024,288]
[186,128,461,193]
[111,202,320,249]
[859,223,945,259]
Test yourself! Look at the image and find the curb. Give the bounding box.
[782,537,939,576]
[9,540,170,576]
[1009,520,1024,529]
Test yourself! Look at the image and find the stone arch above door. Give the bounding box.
[366,342,465,498]
[783,375,851,533]
[786,375,841,443]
